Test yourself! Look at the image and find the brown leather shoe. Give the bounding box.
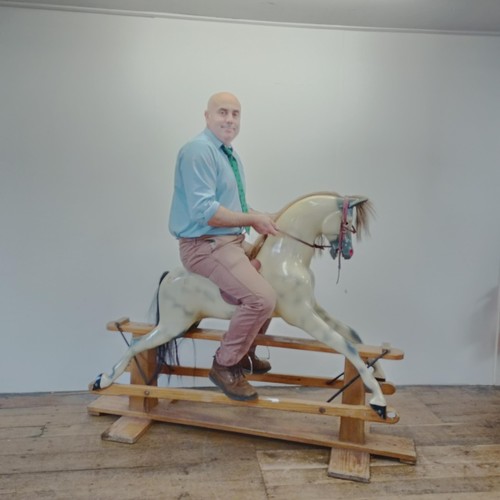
[209,358,258,401]
[240,352,271,374]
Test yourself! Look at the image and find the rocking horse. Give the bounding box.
[89,192,416,482]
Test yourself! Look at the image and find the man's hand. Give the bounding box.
[250,213,279,236]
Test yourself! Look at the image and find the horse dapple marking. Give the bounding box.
[92,192,387,418]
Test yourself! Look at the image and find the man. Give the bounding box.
[169,92,278,401]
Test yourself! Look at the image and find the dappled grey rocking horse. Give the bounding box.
[92,192,388,418]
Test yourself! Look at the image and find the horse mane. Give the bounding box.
[248,192,374,260]
[351,195,375,240]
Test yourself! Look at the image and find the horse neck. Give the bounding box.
[277,195,339,239]
[257,195,339,263]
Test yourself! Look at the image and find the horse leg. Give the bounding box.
[314,304,386,381]
[91,314,190,390]
[281,306,387,418]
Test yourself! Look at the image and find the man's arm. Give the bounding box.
[208,206,278,235]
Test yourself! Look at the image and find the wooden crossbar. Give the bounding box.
[159,365,397,395]
[106,318,404,361]
[96,383,399,423]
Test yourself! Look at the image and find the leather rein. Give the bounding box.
[276,229,332,250]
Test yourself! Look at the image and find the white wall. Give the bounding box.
[1,6,499,392]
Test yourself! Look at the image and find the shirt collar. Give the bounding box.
[204,128,231,150]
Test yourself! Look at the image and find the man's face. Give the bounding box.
[205,94,241,146]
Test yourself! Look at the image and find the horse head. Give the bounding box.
[249,192,373,265]
[321,197,369,261]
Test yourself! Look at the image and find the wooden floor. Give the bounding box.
[1,385,499,499]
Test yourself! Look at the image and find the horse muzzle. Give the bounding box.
[330,238,354,260]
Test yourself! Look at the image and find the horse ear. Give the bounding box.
[348,197,368,209]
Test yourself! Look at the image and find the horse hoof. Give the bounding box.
[370,403,387,419]
[375,376,386,382]
[91,374,103,391]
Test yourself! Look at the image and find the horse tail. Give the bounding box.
[152,270,201,377]
[149,270,180,379]
[154,271,170,326]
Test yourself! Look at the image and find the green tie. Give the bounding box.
[221,145,250,233]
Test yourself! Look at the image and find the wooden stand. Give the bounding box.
[88,318,416,482]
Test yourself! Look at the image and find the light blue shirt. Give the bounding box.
[169,128,248,238]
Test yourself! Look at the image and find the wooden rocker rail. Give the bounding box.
[89,317,417,482]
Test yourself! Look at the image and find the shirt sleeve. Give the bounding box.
[177,142,220,224]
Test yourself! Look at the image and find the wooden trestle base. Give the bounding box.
[87,317,417,483]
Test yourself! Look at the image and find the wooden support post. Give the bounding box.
[101,332,159,444]
[339,359,366,444]
[328,358,370,482]
[128,334,158,412]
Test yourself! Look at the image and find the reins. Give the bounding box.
[276,229,332,250]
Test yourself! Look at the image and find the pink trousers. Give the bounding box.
[179,234,276,366]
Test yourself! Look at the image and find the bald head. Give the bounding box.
[205,92,241,146]
[207,92,240,111]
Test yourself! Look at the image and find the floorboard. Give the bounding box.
[0,386,499,499]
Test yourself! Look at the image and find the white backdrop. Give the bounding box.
[1,6,499,392]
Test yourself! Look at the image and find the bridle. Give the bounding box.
[277,198,356,283]
[337,197,357,254]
